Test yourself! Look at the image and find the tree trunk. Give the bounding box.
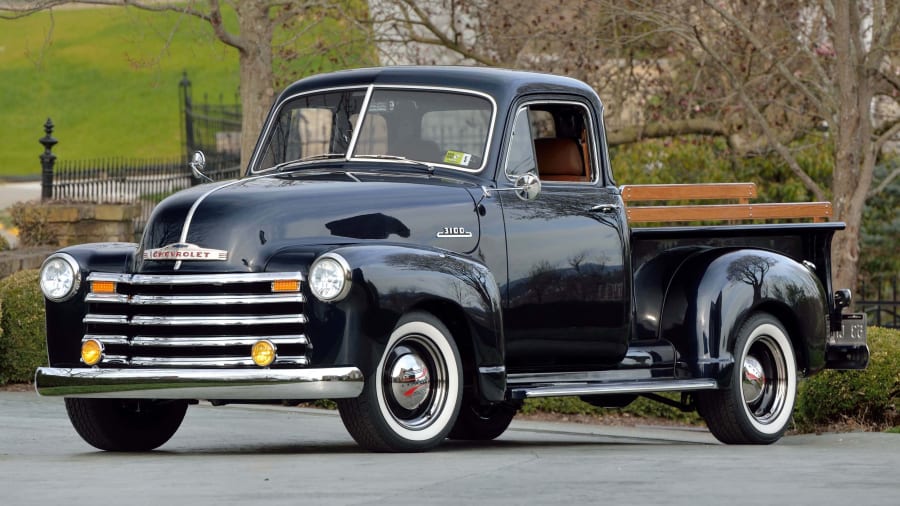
[235,2,276,170]
[829,0,876,302]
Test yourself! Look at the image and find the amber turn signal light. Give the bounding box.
[81,339,103,366]
[271,279,300,292]
[251,340,276,367]
[91,280,116,294]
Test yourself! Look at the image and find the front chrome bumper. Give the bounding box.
[34,366,364,400]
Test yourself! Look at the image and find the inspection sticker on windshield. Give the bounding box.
[444,150,472,167]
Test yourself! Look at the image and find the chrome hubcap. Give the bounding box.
[742,335,788,425]
[381,335,448,431]
[741,355,766,404]
[389,352,431,411]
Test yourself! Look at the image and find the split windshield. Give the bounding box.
[252,87,493,173]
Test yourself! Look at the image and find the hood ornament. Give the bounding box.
[143,242,228,261]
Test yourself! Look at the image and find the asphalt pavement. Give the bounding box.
[0,181,41,247]
[0,181,40,210]
[2,391,899,506]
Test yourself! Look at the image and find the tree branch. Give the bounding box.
[701,0,828,114]
[873,117,900,153]
[879,68,900,94]
[204,0,241,50]
[867,165,900,198]
[392,0,500,67]
[0,0,245,50]
[606,118,727,145]
[692,25,827,201]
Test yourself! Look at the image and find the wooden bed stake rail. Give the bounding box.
[620,183,757,203]
[620,183,832,223]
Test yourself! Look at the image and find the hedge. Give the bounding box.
[0,269,46,384]
[794,326,900,431]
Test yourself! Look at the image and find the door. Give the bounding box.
[500,100,630,372]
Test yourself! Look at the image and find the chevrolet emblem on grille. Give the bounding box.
[143,242,228,261]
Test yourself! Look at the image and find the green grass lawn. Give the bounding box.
[0,5,375,178]
[0,7,241,177]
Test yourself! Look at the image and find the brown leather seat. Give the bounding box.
[534,138,587,182]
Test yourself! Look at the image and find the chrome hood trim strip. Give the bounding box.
[174,174,274,269]
[35,366,364,400]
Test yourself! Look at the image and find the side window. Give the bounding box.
[520,102,595,184]
[504,108,537,178]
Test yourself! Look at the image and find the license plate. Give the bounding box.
[829,313,867,346]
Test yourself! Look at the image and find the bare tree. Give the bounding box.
[0,0,369,167]
[726,255,777,302]
[369,0,900,296]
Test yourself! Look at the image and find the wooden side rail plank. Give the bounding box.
[626,202,833,223]
[620,183,757,202]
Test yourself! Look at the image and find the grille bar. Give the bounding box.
[84,334,309,348]
[83,271,308,368]
[130,314,307,326]
[103,355,310,367]
[86,293,305,305]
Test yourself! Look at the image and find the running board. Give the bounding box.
[509,379,719,400]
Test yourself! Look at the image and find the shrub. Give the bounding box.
[794,327,900,431]
[0,270,46,384]
[8,202,57,247]
[522,392,703,425]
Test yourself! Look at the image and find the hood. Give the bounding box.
[137,171,481,273]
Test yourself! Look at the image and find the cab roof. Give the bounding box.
[277,66,603,110]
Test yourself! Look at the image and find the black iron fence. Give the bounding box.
[180,71,241,159]
[51,156,192,204]
[37,73,243,236]
[50,155,239,234]
[858,274,899,328]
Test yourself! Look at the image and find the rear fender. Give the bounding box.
[659,249,827,383]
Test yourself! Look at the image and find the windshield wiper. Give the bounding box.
[270,153,346,172]
[353,154,435,174]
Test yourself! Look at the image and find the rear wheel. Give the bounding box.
[65,398,188,451]
[697,312,797,444]
[338,311,463,452]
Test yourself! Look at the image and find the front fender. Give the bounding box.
[43,243,139,366]
[660,249,827,382]
[308,244,506,401]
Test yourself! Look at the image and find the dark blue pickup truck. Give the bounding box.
[35,67,868,452]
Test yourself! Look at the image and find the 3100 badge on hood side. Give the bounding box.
[143,242,228,261]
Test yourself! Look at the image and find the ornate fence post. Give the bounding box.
[179,71,194,158]
[40,117,57,201]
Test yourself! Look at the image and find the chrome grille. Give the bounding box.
[84,272,308,368]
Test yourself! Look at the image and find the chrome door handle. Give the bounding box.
[589,204,619,213]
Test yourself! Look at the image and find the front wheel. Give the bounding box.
[65,398,188,451]
[697,312,797,444]
[338,311,463,452]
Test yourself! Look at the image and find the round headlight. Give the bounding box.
[309,253,351,302]
[40,253,81,302]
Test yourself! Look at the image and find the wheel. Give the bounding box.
[696,312,797,444]
[337,311,462,452]
[448,393,518,441]
[64,398,188,451]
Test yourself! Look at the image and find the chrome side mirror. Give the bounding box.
[481,173,542,201]
[189,151,212,182]
[514,173,541,201]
